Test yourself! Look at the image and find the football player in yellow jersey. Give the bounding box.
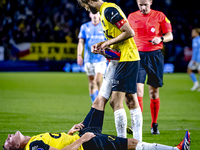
[77,0,143,141]
[3,107,190,150]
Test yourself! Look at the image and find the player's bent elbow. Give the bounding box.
[129,29,135,37]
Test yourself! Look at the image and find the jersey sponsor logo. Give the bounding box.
[135,20,141,23]
[165,17,171,23]
[112,85,117,88]
[108,135,116,141]
[98,29,104,33]
[86,35,105,39]
[111,12,119,20]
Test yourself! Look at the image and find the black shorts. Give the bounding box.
[79,108,127,150]
[112,61,139,94]
[81,131,127,150]
[137,50,164,88]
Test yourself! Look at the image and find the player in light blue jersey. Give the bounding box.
[77,12,107,103]
[187,28,200,91]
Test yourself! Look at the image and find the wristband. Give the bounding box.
[161,36,164,42]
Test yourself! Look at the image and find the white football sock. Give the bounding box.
[136,142,179,150]
[114,108,127,138]
[130,108,143,142]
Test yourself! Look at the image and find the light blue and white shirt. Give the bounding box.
[192,36,200,63]
[78,21,106,63]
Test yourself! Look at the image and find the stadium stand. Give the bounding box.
[0,0,200,71]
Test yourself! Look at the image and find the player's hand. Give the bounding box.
[100,41,110,50]
[81,132,96,142]
[68,121,85,135]
[91,41,108,54]
[77,56,83,66]
[151,37,162,45]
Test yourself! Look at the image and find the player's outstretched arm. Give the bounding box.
[77,38,84,66]
[49,132,96,150]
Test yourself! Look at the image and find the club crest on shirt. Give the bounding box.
[31,146,44,150]
[151,27,156,33]
[108,135,116,141]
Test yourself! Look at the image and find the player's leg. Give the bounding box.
[136,51,147,113]
[149,85,160,134]
[116,61,142,141]
[94,61,107,96]
[87,75,97,103]
[146,50,164,135]
[133,131,191,150]
[85,62,98,103]
[137,83,145,112]
[80,60,118,135]
[197,66,200,91]
[111,61,142,139]
[92,60,118,111]
[110,91,127,138]
[187,60,199,91]
[125,93,143,142]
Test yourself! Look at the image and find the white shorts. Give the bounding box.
[99,60,119,100]
[188,60,200,71]
[84,61,107,76]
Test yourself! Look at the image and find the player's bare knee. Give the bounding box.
[125,98,135,109]
[89,82,95,90]
[92,96,107,111]
[137,88,144,97]
[109,99,115,109]
[187,68,192,74]
[109,98,122,111]
[149,91,159,99]
[149,86,159,99]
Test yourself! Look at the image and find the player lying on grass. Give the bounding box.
[3,107,190,150]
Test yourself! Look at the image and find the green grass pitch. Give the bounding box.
[0,72,199,149]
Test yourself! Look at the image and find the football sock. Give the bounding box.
[136,142,179,150]
[130,108,143,142]
[150,98,160,127]
[114,108,127,138]
[137,97,143,112]
[90,90,99,103]
[189,72,197,82]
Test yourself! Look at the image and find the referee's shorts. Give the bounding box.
[137,49,164,88]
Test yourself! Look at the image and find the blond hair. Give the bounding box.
[193,28,200,35]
